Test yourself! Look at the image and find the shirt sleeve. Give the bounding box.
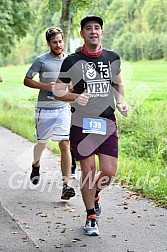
[116,53,121,75]
[58,57,72,84]
[25,57,42,79]
[110,51,121,76]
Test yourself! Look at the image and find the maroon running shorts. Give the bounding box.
[70,114,118,161]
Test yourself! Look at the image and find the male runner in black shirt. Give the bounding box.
[54,15,128,236]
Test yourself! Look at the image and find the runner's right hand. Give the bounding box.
[75,93,90,106]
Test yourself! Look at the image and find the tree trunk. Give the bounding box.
[60,0,73,53]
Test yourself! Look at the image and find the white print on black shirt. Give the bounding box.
[82,61,112,98]
[85,62,96,79]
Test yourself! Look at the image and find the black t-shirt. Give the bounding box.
[58,49,121,118]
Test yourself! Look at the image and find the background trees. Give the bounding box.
[0,0,33,55]
[102,0,167,61]
[0,0,167,66]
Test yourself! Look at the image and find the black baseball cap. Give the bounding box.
[80,15,103,29]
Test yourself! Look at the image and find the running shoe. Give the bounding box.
[30,164,40,185]
[94,196,102,219]
[61,185,75,200]
[84,215,100,236]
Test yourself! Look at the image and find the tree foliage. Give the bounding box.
[102,0,167,60]
[48,0,92,51]
[0,0,33,56]
[0,0,167,64]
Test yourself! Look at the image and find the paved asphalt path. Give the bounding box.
[0,126,166,252]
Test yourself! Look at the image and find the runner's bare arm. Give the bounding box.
[113,74,128,117]
[54,79,90,106]
[24,76,54,91]
[53,79,79,102]
[113,74,124,104]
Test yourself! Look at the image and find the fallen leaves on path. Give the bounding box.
[117,202,130,206]
[61,228,66,233]
[21,235,29,242]
[36,211,48,217]
[64,204,76,212]
[71,238,81,242]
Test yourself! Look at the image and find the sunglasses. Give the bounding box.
[46,28,63,42]
[46,27,63,36]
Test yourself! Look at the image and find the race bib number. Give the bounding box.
[82,118,106,135]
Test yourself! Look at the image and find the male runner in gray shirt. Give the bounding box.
[24,28,75,200]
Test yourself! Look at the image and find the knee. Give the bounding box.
[81,165,96,180]
[97,169,116,189]
[106,168,117,179]
[59,140,70,152]
[96,175,112,189]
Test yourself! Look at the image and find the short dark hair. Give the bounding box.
[45,28,64,42]
[80,15,103,30]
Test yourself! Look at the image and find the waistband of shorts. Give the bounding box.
[36,105,70,112]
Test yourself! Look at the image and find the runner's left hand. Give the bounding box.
[116,103,129,117]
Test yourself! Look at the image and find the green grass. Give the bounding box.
[116,60,167,207]
[0,61,167,207]
[0,64,37,141]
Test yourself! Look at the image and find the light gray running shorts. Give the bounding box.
[34,105,71,143]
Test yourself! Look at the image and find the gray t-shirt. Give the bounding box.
[26,52,67,109]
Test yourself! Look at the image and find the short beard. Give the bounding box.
[51,49,62,56]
